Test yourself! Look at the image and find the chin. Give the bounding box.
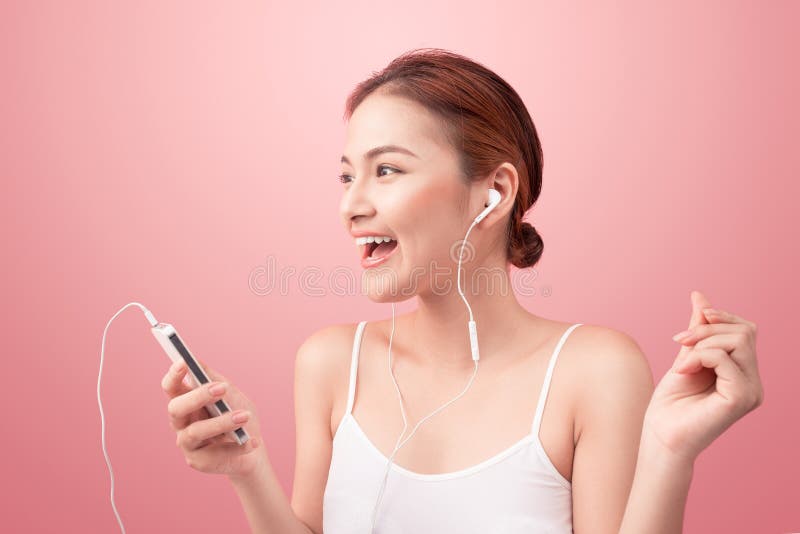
[364,291,415,305]
[360,267,416,303]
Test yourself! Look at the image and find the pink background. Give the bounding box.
[2,1,797,532]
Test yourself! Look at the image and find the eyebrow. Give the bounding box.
[341,144,419,165]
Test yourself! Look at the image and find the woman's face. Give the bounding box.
[339,92,477,302]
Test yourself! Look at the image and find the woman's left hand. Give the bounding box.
[642,290,764,465]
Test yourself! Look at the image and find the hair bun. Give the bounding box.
[511,221,543,269]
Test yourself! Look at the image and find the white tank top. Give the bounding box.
[323,321,582,534]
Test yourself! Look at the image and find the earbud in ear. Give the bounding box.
[473,188,502,224]
[487,189,501,208]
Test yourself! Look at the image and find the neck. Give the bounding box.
[398,258,536,372]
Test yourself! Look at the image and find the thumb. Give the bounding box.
[688,289,714,329]
[673,290,714,370]
[198,360,228,383]
[182,357,228,386]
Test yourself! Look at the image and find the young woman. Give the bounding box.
[161,48,763,534]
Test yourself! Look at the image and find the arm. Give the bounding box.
[228,325,348,534]
[617,428,694,534]
[620,293,763,533]
[290,324,351,533]
[229,457,315,534]
[570,327,658,534]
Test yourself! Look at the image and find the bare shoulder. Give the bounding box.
[565,323,654,391]
[296,323,358,373]
[566,323,651,365]
[295,322,360,396]
[296,322,358,365]
[565,323,655,440]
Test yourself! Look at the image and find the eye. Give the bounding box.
[378,164,399,176]
[337,165,400,184]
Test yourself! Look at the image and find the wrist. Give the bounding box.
[638,427,696,478]
[228,449,271,489]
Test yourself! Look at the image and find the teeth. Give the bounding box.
[355,236,395,246]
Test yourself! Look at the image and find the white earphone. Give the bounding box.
[474,188,502,224]
[369,188,502,532]
[465,188,501,361]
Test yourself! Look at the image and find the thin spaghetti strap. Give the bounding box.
[531,323,583,436]
[344,321,368,417]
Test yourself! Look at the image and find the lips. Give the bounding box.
[350,230,398,265]
[363,239,398,259]
[361,241,399,268]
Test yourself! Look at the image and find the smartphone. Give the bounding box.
[151,322,250,445]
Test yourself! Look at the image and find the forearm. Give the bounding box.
[618,431,695,534]
[228,453,314,534]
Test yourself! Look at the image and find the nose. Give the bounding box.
[339,176,376,226]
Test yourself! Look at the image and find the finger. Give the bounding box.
[702,307,758,335]
[673,323,758,377]
[674,347,757,411]
[176,357,229,389]
[167,379,229,431]
[184,438,261,472]
[672,325,760,381]
[672,323,745,345]
[684,312,759,380]
[191,356,229,384]
[675,347,746,386]
[675,290,713,365]
[202,365,228,384]
[162,359,193,398]
[693,331,758,378]
[689,290,713,329]
[178,409,251,451]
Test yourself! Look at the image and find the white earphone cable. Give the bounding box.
[97,302,159,534]
[457,219,479,322]
[369,215,482,532]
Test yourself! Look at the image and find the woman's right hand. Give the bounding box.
[161,358,266,480]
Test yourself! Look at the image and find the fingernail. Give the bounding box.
[672,330,692,342]
[232,410,250,424]
[209,382,227,396]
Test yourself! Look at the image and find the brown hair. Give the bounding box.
[343,47,544,269]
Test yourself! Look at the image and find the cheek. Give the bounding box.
[398,187,464,261]
[407,186,439,211]
[404,179,463,222]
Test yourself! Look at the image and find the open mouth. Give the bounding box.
[362,239,398,260]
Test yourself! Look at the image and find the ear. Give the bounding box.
[478,162,518,225]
